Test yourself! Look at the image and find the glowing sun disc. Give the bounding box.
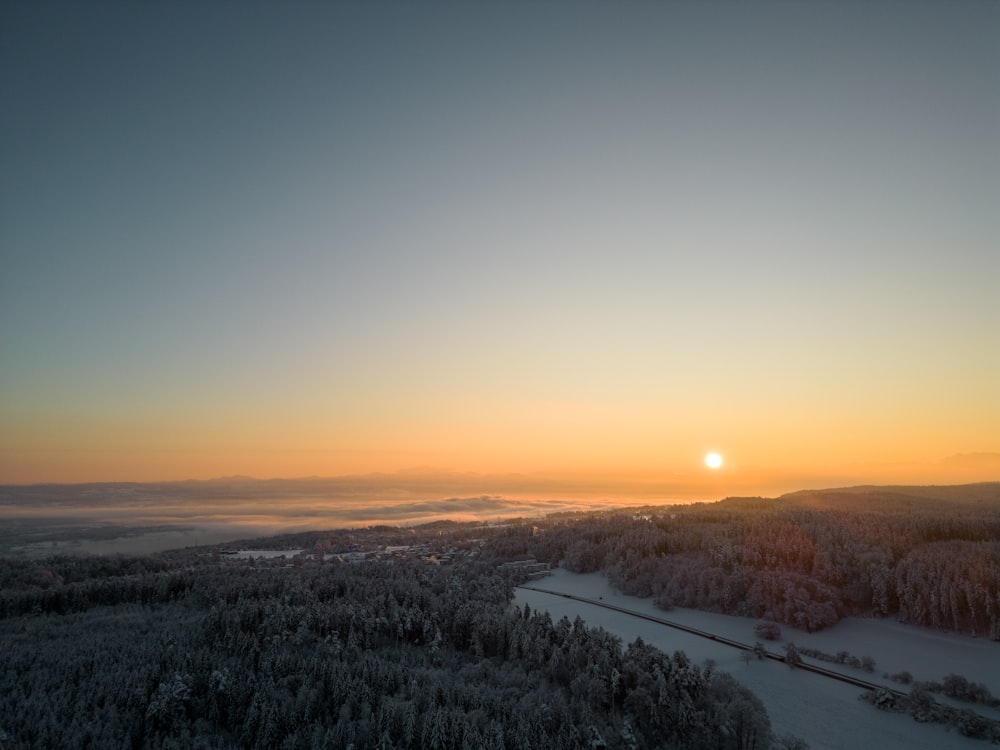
[705,453,723,469]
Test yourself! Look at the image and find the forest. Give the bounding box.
[2,483,998,748]
[0,548,783,749]
[487,486,1000,639]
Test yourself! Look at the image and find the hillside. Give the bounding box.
[777,482,1000,511]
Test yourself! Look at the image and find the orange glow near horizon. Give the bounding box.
[1,3,997,500]
[1,397,997,496]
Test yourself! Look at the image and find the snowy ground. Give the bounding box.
[515,568,1000,750]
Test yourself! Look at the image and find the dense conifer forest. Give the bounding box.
[0,551,777,749]
[489,486,1000,638]
[1,483,997,748]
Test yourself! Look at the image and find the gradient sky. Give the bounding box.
[1,1,998,495]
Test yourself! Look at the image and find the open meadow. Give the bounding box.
[517,568,1000,750]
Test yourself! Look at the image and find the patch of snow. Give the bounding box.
[515,569,998,750]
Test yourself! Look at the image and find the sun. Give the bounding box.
[705,452,723,469]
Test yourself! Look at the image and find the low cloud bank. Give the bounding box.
[0,473,685,533]
[2,473,997,556]
[0,479,636,555]
[330,495,603,523]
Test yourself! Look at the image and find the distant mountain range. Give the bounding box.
[1,475,997,510]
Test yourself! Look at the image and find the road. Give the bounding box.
[517,583,907,697]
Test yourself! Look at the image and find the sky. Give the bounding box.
[1,1,998,499]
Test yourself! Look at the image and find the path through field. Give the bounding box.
[515,569,997,750]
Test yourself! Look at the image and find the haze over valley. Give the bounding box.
[2,475,997,556]
[1,0,997,747]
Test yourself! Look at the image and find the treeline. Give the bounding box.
[0,553,201,619]
[481,493,1000,637]
[865,685,998,741]
[0,554,783,749]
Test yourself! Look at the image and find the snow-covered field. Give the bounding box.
[515,568,1000,750]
